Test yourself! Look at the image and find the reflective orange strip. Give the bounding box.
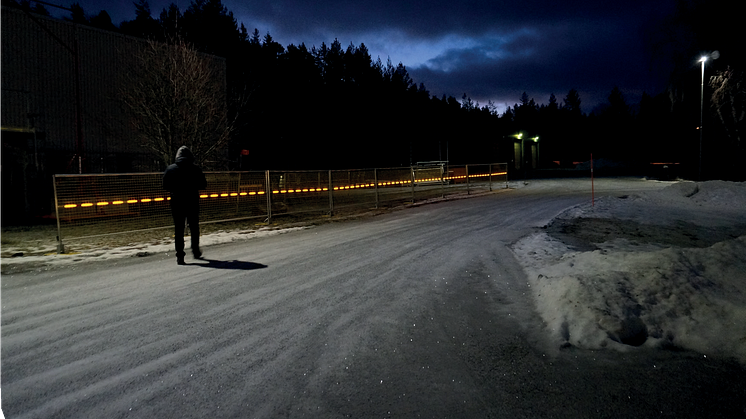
[59,169,510,211]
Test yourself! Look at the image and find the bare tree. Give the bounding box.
[119,37,234,168]
[710,66,745,150]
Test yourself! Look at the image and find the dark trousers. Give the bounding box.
[171,202,200,258]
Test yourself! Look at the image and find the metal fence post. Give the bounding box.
[236,171,242,213]
[265,170,272,223]
[440,163,445,198]
[45,162,511,248]
[489,163,493,192]
[446,163,450,197]
[53,175,64,254]
[466,164,470,195]
[328,170,334,215]
[410,166,415,203]
[374,168,379,209]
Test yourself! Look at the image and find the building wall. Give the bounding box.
[1,6,227,221]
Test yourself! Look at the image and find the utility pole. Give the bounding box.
[17,1,86,173]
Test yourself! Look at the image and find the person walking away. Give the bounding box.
[163,146,208,265]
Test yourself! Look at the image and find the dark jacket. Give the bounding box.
[163,146,207,205]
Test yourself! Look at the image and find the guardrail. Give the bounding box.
[52,163,508,253]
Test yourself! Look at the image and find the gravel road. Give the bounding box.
[2,178,745,418]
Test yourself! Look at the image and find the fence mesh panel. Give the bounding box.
[330,169,378,210]
[53,163,508,250]
[269,170,331,217]
[201,171,269,222]
[444,163,508,195]
[54,173,172,239]
[376,167,415,205]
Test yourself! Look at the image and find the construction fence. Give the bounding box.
[52,163,508,253]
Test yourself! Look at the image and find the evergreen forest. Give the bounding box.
[6,0,745,179]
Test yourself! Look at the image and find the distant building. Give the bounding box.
[1,6,227,222]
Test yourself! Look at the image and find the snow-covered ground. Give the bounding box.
[0,225,309,273]
[4,179,745,366]
[512,180,746,365]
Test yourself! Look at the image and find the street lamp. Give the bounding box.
[698,51,719,180]
[699,56,706,181]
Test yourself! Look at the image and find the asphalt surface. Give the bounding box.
[2,178,745,418]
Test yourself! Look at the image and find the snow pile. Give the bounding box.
[689,180,746,209]
[513,181,746,364]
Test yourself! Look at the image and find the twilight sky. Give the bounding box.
[54,0,680,113]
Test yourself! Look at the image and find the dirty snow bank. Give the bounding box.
[512,180,746,364]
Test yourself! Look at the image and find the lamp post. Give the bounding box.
[698,51,719,180]
[699,56,706,181]
[18,2,85,172]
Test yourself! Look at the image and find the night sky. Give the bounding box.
[53,0,680,113]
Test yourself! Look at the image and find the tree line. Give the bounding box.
[6,0,744,179]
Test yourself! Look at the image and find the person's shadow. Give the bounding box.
[188,258,267,270]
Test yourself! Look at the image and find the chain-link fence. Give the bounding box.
[52,163,507,252]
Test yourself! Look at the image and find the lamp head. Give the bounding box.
[699,51,719,63]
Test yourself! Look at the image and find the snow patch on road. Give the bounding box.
[512,181,746,365]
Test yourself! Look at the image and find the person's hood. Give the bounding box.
[175,146,194,164]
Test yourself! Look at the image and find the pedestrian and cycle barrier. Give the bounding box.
[52,163,508,253]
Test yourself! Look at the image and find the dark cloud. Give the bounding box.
[241,0,675,110]
[234,0,659,40]
[75,0,677,111]
[408,12,670,111]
